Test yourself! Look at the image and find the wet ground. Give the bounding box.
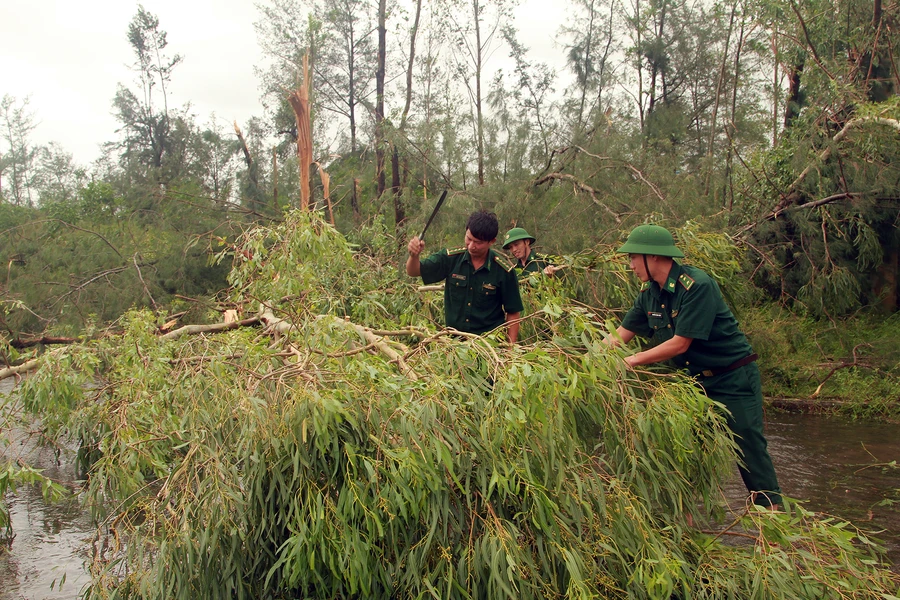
[1,406,897,598]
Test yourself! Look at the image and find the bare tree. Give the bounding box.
[0,95,38,206]
[442,0,517,186]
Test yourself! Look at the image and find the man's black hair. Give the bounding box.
[466,209,499,241]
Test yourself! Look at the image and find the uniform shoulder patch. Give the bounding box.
[640,282,652,292]
[446,246,466,256]
[678,273,695,290]
[493,253,515,272]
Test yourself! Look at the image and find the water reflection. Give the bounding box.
[1,442,93,599]
[723,411,900,568]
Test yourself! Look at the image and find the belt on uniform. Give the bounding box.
[699,353,758,378]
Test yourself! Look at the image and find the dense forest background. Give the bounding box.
[1,0,898,337]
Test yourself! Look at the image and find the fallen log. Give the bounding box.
[0,358,42,380]
[768,396,846,412]
[8,336,76,349]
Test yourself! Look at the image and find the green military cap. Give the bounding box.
[616,224,685,258]
[502,227,536,249]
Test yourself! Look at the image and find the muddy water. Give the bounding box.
[723,411,900,567]
[0,446,93,600]
[1,407,898,598]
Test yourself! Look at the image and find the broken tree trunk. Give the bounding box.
[287,54,314,210]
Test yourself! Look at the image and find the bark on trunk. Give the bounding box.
[784,63,804,127]
[375,0,387,197]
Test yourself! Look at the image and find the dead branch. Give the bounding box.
[159,311,188,333]
[0,345,71,381]
[339,319,418,381]
[8,336,76,349]
[233,121,253,170]
[789,2,837,82]
[0,358,42,380]
[315,162,335,225]
[369,327,429,339]
[0,219,124,258]
[312,342,381,358]
[570,146,667,203]
[418,284,445,292]
[160,316,262,341]
[533,172,622,223]
[810,343,874,398]
[780,118,899,211]
[737,117,900,237]
[133,254,157,311]
[286,54,313,210]
[168,353,245,365]
[49,266,131,307]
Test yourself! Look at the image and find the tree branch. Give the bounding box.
[533,172,622,223]
[811,343,874,398]
[160,316,262,340]
[737,117,900,236]
[133,253,158,311]
[789,2,837,81]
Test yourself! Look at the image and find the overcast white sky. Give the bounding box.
[1,0,566,167]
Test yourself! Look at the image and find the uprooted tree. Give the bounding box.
[4,211,899,598]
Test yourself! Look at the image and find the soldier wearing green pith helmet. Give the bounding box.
[606,224,782,510]
[502,227,560,277]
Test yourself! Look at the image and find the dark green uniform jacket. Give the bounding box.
[620,261,782,506]
[516,250,551,275]
[420,247,524,335]
[621,262,752,376]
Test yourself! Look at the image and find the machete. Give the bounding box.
[420,189,448,241]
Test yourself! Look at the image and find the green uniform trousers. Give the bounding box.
[701,362,782,507]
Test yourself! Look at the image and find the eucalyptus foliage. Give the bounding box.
[6,212,899,598]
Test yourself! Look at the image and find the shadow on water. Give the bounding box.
[1,377,898,598]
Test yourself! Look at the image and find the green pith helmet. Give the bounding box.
[616,224,684,258]
[502,227,536,249]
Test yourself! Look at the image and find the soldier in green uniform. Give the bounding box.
[501,227,560,276]
[607,224,782,508]
[407,210,524,343]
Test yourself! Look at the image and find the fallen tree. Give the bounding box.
[5,211,898,599]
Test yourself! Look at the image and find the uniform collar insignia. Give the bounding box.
[663,262,683,292]
[678,273,695,290]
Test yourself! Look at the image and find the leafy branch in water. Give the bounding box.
[0,444,69,542]
[4,211,898,598]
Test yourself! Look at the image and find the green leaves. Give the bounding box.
[4,211,898,598]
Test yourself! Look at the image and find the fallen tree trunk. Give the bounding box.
[768,396,846,412]
[0,358,42,380]
[8,336,76,349]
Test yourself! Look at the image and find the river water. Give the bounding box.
[1,404,898,598]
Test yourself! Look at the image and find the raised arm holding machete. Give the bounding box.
[406,205,523,343]
[419,189,447,242]
[406,190,447,276]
